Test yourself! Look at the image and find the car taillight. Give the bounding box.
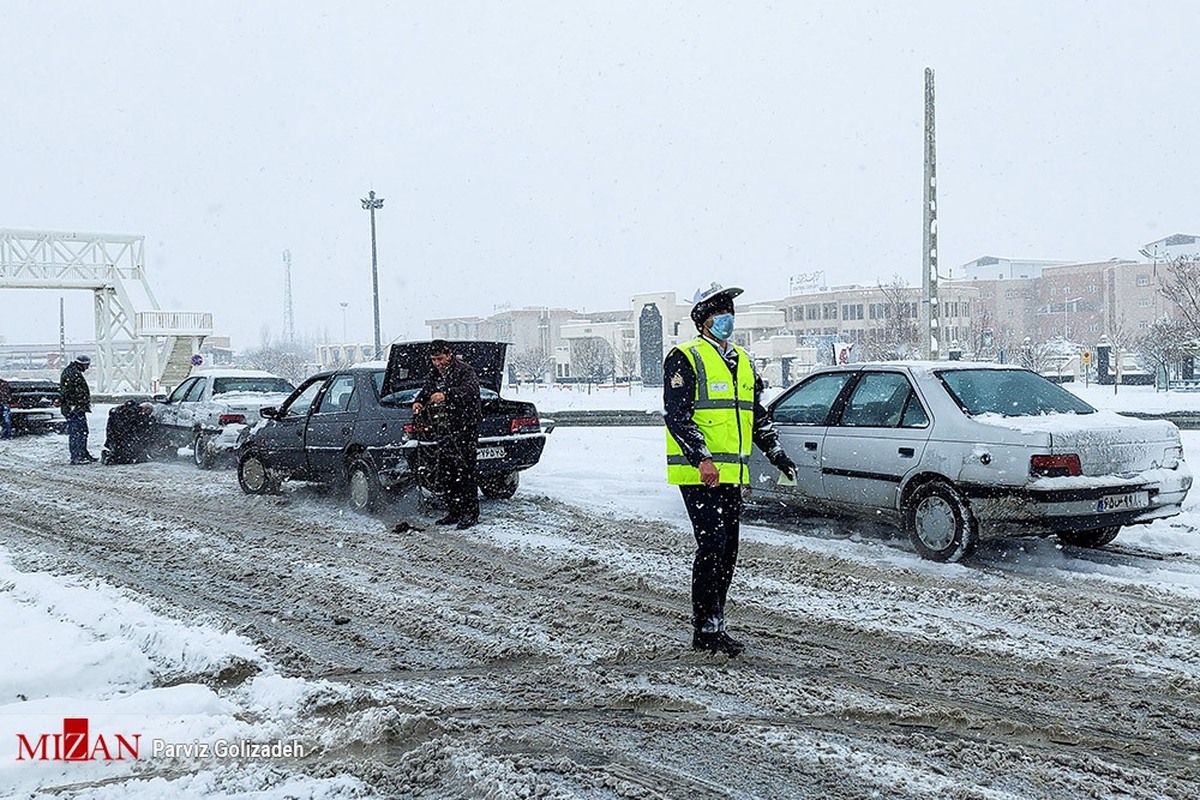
[511,416,540,434]
[219,414,246,425]
[1030,454,1082,477]
[1164,445,1183,469]
[403,423,416,435]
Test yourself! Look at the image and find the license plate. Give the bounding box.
[1097,491,1149,512]
[477,446,505,460]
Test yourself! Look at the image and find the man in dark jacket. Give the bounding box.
[102,400,157,464]
[0,377,12,439]
[412,340,483,529]
[60,354,96,464]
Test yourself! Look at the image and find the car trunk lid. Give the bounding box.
[1045,412,1182,475]
[382,341,508,395]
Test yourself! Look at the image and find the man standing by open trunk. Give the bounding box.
[412,340,483,529]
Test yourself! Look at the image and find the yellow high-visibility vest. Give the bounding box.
[665,337,756,485]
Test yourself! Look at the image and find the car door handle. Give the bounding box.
[805,441,818,451]
[898,447,915,458]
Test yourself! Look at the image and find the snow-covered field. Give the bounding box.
[2,382,1199,798]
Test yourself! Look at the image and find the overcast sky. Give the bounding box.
[2,1,1197,351]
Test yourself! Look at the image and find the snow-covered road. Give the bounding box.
[2,412,1199,798]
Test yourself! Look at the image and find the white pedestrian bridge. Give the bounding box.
[0,228,212,392]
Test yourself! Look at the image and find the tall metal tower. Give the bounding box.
[922,67,940,360]
[282,249,295,344]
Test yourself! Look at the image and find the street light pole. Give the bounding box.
[340,301,348,343]
[361,189,385,359]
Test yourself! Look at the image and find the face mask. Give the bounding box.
[708,313,735,341]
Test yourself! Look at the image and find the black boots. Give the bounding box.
[692,630,745,657]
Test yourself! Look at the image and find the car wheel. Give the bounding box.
[1056,526,1121,549]
[192,432,216,470]
[480,471,520,500]
[905,480,978,562]
[238,451,280,495]
[347,457,382,514]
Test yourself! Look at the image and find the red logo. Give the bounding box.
[16,718,141,762]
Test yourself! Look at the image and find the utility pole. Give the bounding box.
[282,249,295,345]
[59,297,66,364]
[361,189,385,360]
[921,67,940,360]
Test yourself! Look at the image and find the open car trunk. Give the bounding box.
[382,341,508,395]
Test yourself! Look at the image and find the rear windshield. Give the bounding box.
[937,369,1096,417]
[212,377,296,395]
[379,385,499,406]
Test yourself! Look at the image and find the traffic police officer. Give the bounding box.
[664,283,796,656]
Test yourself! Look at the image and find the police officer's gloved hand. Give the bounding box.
[772,453,797,481]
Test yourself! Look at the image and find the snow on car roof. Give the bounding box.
[187,367,286,378]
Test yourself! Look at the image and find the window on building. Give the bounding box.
[1136,275,1151,287]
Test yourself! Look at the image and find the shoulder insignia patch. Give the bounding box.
[670,372,684,388]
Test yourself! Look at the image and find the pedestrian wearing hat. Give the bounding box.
[60,354,96,464]
[664,283,796,657]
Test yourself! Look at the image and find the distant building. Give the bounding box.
[1141,233,1200,262]
[315,343,382,369]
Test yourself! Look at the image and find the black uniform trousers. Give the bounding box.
[442,429,480,522]
[679,483,742,634]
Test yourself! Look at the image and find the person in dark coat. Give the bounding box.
[60,354,95,464]
[0,377,12,439]
[412,340,483,529]
[102,401,157,464]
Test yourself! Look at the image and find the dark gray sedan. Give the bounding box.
[236,342,548,512]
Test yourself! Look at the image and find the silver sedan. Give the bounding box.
[749,363,1193,561]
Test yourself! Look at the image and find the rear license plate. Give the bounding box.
[1097,491,1149,512]
[477,446,505,460]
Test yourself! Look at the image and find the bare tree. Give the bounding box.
[509,346,553,387]
[616,338,640,392]
[570,337,614,392]
[863,275,920,361]
[1136,318,1193,389]
[1159,256,1200,339]
[242,343,311,385]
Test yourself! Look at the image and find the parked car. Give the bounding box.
[4,378,63,435]
[748,363,1192,561]
[152,369,296,468]
[236,341,549,512]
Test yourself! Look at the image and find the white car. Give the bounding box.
[750,362,1193,561]
[153,368,296,468]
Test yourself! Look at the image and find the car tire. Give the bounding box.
[238,451,280,495]
[480,471,520,500]
[1056,526,1121,549]
[347,457,382,514]
[905,480,978,562]
[193,432,216,470]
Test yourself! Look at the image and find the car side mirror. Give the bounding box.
[261,407,279,419]
[152,393,167,402]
